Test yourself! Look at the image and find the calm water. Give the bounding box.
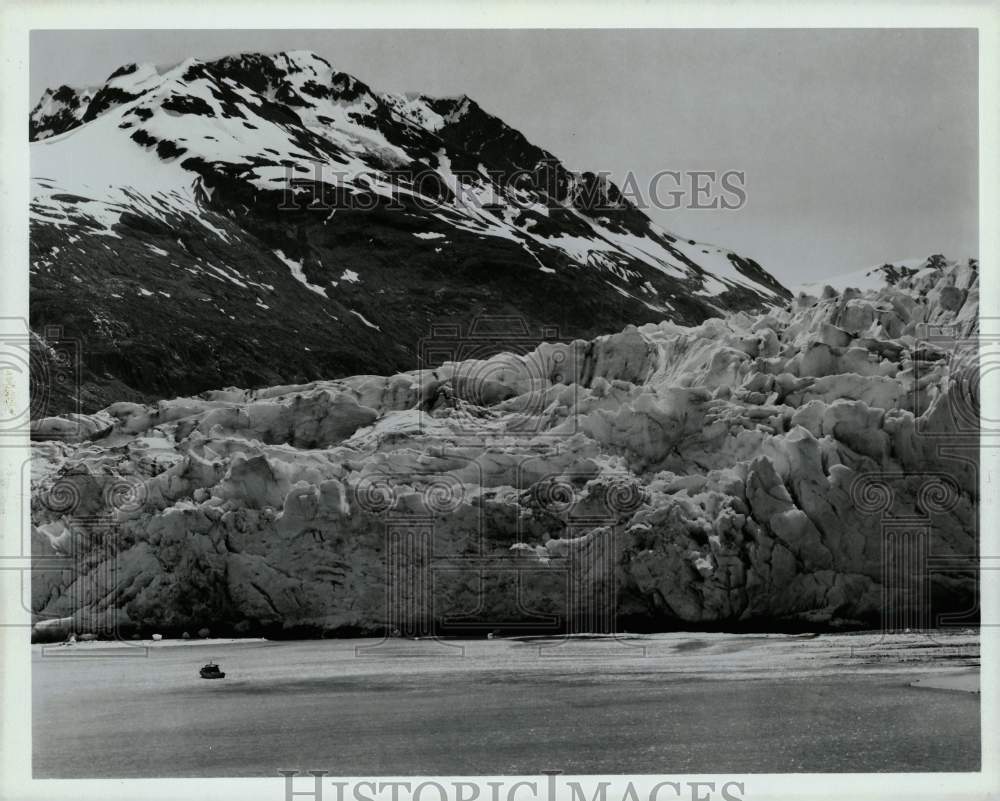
[32,633,981,776]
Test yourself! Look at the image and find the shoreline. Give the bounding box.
[32,627,981,646]
[32,630,981,678]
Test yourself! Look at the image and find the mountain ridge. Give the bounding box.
[30,50,790,418]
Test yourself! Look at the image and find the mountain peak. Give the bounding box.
[103,61,171,93]
[277,49,333,69]
[29,84,97,140]
[29,50,790,413]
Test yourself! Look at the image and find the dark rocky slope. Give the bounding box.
[30,51,788,416]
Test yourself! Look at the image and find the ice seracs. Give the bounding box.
[28,256,978,639]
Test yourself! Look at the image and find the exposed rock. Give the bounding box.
[29,51,789,417]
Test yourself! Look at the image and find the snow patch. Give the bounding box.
[274,250,328,298]
[350,310,380,330]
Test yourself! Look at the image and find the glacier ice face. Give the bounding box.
[28,257,979,638]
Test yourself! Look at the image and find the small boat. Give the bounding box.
[199,660,226,679]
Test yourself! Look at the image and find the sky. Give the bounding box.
[30,28,978,286]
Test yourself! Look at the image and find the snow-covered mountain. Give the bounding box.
[29,84,98,140]
[793,255,967,297]
[30,50,790,415]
